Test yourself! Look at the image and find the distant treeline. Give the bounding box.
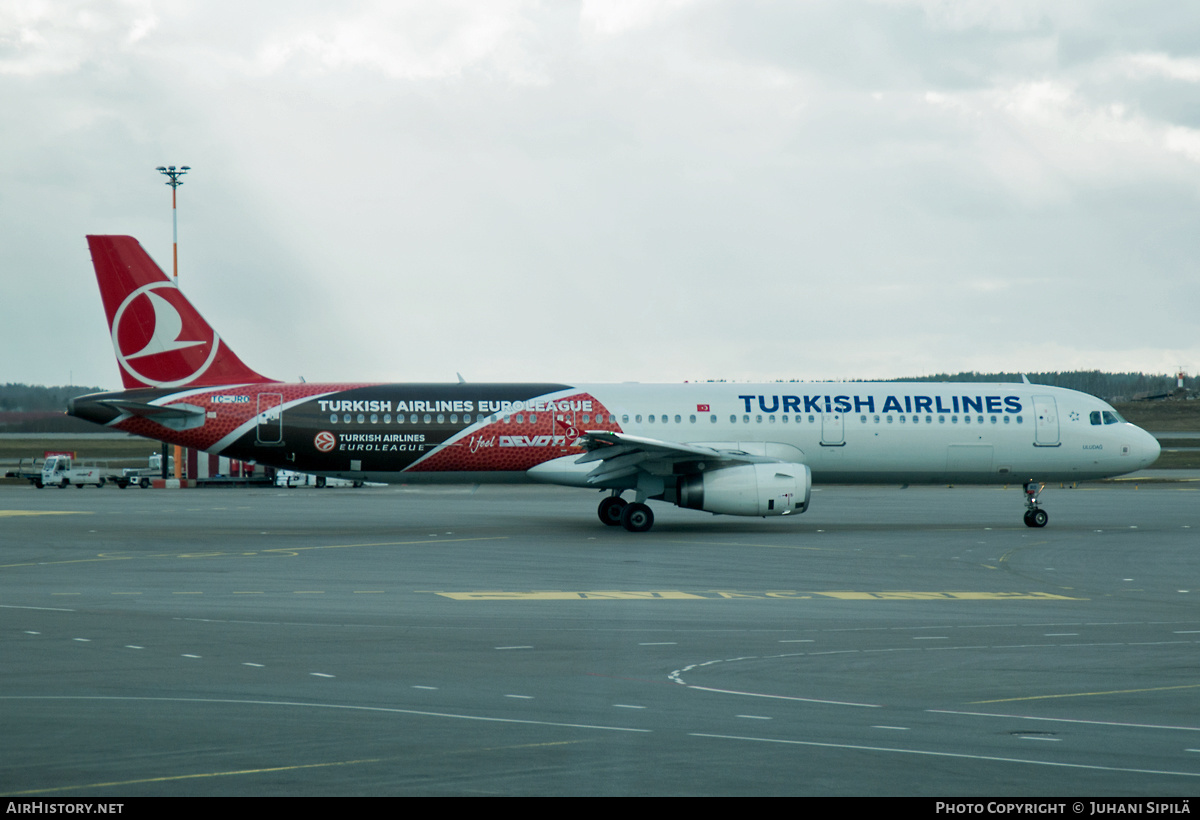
[719,371,1194,401]
[887,371,1194,401]
[0,383,111,433]
[1,383,107,413]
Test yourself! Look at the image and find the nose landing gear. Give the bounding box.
[1023,482,1048,528]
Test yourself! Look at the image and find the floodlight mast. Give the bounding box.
[154,165,191,482]
[155,165,190,283]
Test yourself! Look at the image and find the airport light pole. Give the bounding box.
[155,165,190,481]
[156,165,190,283]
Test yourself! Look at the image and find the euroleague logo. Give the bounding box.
[111,283,219,388]
[314,431,337,452]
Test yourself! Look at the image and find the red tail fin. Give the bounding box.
[86,235,275,389]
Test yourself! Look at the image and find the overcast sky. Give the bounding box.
[3,0,1198,390]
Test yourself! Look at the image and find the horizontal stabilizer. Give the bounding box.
[101,399,206,431]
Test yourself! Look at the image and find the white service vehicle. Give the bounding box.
[39,455,117,489]
[275,470,362,488]
[118,453,169,488]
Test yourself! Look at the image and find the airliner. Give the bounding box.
[67,236,1161,532]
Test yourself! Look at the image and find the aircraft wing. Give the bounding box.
[574,430,773,484]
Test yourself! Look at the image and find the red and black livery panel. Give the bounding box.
[278,383,623,475]
[70,382,624,476]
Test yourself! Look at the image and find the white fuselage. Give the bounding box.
[518,382,1159,486]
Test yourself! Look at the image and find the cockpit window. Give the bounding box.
[1092,409,1125,425]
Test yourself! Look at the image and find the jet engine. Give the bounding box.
[674,462,811,517]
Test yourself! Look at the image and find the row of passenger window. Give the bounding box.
[328,411,1024,426]
[328,412,625,425]
[642,414,1024,426]
[860,414,1022,425]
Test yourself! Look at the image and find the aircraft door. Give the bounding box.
[257,393,284,445]
[1032,395,1060,446]
[820,412,845,446]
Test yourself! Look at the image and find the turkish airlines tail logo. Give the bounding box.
[124,290,205,360]
[87,236,276,389]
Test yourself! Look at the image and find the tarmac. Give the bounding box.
[2,479,1198,796]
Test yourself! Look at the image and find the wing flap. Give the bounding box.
[574,430,778,488]
[579,430,723,460]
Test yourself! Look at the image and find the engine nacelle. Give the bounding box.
[675,463,811,517]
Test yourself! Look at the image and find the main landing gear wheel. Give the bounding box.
[620,502,654,533]
[598,496,627,526]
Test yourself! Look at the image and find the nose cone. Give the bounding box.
[1135,426,1161,469]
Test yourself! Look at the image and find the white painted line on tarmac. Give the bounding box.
[691,733,1200,778]
[0,696,652,733]
[686,686,880,708]
[931,709,1200,732]
[3,605,74,612]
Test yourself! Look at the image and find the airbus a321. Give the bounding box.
[67,236,1161,532]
